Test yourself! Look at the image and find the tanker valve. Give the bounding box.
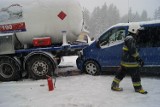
[62,31,70,49]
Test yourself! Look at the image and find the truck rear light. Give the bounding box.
[33,37,52,47]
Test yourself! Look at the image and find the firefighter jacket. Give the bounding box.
[120,35,141,67]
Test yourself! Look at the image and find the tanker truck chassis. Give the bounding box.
[0,32,88,81]
[0,0,89,81]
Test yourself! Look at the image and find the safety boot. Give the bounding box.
[135,88,148,94]
[111,81,123,91]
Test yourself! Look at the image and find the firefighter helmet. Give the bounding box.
[128,23,142,34]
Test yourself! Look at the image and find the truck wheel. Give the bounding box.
[27,55,54,79]
[0,57,20,81]
[83,60,101,75]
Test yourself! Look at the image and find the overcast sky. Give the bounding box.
[78,0,160,18]
[0,0,159,18]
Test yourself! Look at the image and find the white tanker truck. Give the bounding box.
[0,0,90,81]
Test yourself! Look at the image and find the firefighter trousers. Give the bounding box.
[113,66,142,91]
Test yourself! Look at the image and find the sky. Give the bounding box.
[78,0,160,18]
[0,0,159,18]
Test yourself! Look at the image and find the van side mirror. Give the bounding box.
[96,40,101,48]
[91,37,94,41]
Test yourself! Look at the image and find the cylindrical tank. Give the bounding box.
[0,0,83,45]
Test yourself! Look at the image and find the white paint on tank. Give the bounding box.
[0,0,83,45]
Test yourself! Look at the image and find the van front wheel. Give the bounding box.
[83,60,101,75]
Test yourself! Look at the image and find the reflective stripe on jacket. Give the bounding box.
[121,35,140,68]
[121,61,140,67]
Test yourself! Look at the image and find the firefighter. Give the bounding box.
[111,23,148,94]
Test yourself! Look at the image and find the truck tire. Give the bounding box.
[26,55,55,80]
[83,60,101,75]
[0,57,20,81]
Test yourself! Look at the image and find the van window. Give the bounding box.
[99,28,125,47]
[137,26,160,47]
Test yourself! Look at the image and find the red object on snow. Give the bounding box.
[47,76,54,91]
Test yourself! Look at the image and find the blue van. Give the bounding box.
[76,20,160,75]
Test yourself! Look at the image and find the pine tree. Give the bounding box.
[83,8,90,30]
[88,3,120,38]
[100,3,108,33]
[87,3,149,38]
[120,8,149,22]
[154,6,160,20]
[141,10,148,21]
[89,6,101,38]
[134,12,140,21]
[107,4,120,27]
[154,9,158,19]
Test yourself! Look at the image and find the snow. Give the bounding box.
[0,56,160,107]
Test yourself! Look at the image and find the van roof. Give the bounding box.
[97,20,160,39]
[112,20,160,28]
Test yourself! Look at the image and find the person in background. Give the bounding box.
[111,23,148,94]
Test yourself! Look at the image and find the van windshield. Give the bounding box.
[99,27,125,47]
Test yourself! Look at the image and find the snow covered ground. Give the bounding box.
[0,56,160,107]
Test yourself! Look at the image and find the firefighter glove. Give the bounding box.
[137,58,144,67]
